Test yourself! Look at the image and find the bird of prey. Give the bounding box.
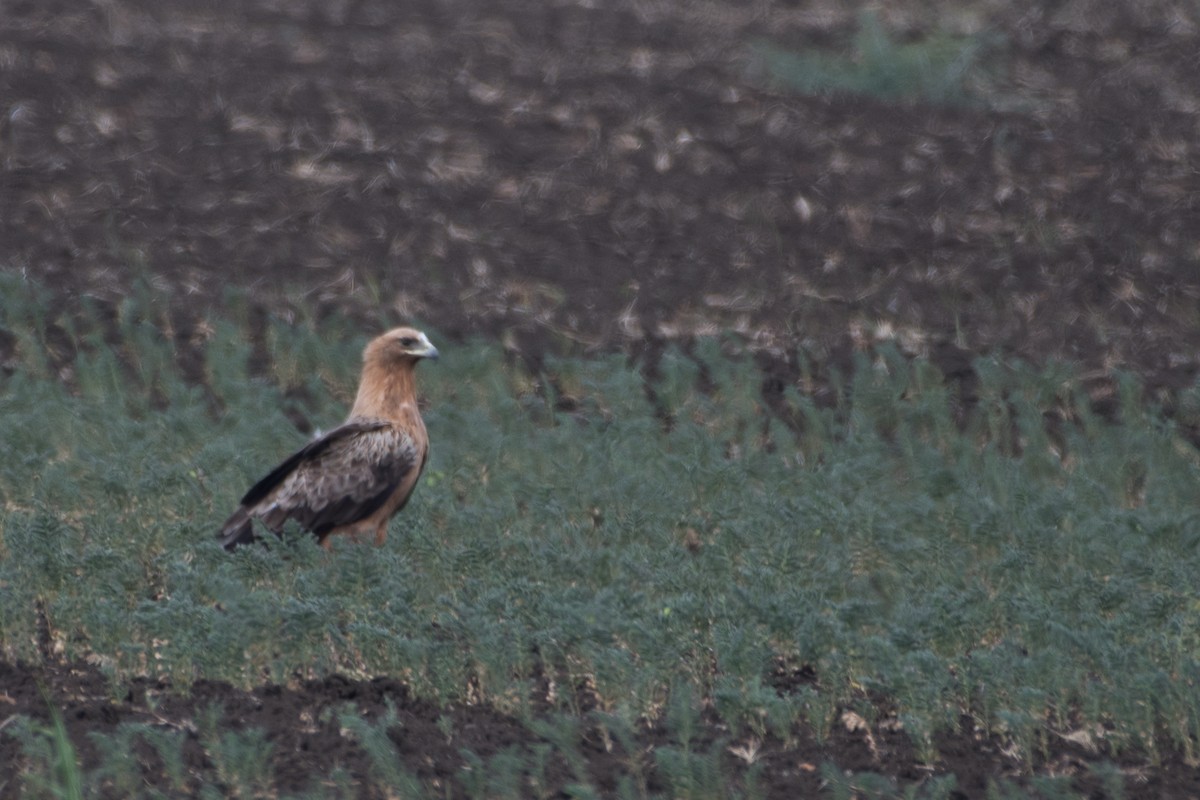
[218,327,438,551]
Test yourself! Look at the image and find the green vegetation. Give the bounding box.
[3,272,1200,796]
[752,11,1003,106]
[5,695,84,800]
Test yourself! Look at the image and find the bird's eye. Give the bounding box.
[399,336,416,347]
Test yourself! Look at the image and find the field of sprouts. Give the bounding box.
[4,278,1200,797]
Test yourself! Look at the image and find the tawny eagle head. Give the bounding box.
[364,327,439,366]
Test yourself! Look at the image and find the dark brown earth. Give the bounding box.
[4,658,1200,798]
[3,0,1200,796]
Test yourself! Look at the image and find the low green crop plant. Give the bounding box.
[526,714,597,794]
[457,746,533,800]
[3,702,82,800]
[87,724,159,797]
[195,703,275,798]
[590,711,653,798]
[336,700,426,797]
[654,739,736,800]
[133,723,192,796]
[752,10,1003,107]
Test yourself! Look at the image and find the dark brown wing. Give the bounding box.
[218,419,420,550]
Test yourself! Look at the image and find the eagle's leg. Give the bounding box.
[324,527,374,548]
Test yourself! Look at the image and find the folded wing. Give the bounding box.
[218,419,419,550]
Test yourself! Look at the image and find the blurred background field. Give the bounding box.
[3,0,1200,796]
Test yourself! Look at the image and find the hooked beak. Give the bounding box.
[416,334,439,361]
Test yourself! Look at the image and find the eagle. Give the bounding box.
[218,327,439,551]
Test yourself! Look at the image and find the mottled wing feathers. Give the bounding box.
[238,420,389,507]
[219,420,420,549]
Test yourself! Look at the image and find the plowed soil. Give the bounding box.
[3,0,1200,795]
[3,657,1199,798]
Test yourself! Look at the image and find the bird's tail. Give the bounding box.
[217,508,257,551]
